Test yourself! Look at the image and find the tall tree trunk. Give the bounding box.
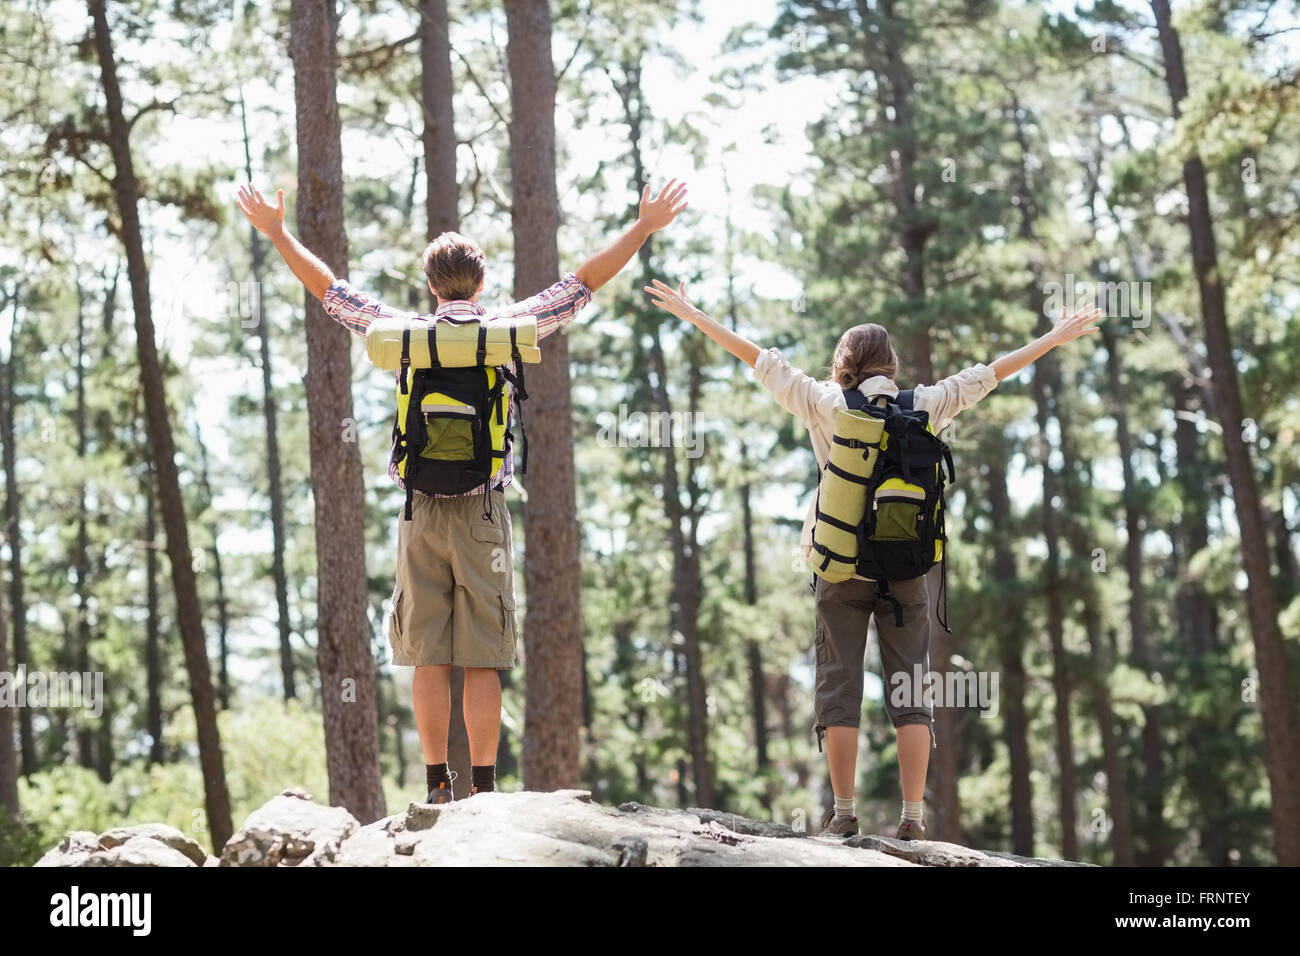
[505,0,583,791]
[418,0,472,797]
[1056,406,1135,866]
[0,540,17,818]
[88,0,232,850]
[1151,0,1300,864]
[722,173,769,786]
[1009,99,1078,860]
[987,452,1033,856]
[740,467,768,772]
[193,428,232,711]
[73,280,96,770]
[420,0,458,255]
[144,460,163,766]
[678,328,712,807]
[288,0,386,822]
[1,291,35,776]
[1171,378,1217,655]
[1031,335,1077,860]
[610,58,714,807]
[238,89,295,702]
[1101,320,1165,865]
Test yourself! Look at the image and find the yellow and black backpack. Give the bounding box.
[379,317,535,519]
[810,388,954,630]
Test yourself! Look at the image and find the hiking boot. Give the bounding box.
[896,818,927,841]
[820,806,859,837]
[425,771,457,805]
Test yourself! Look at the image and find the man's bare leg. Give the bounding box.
[412,664,451,764]
[463,667,502,768]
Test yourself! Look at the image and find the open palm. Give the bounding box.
[1051,303,1105,343]
[235,183,285,237]
[638,179,689,233]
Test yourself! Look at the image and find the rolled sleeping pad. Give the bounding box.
[365,314,541,371]
[811,408,884,582]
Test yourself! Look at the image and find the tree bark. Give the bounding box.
[238,89,295,702]
[505,0,583,791]
[1056,407,1135,866]
[610,57,714,807]
[1101,320,1165,865]
[1008,98,1078,860]
[88,0,232,850]
[1151,0,1300,864]
[1031,333,1078,861]
[0,537,17,818]
[144,459,163,765]
[1,291,35,776]
[723,182,769,784]
[193,428,232,711]
[289,0,386,823]
[420,0,458,257]
[987,452,1033,856]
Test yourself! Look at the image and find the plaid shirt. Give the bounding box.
[322,273,592,497]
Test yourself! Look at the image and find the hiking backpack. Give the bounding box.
[810,388,954,630]
[390,319,529,520]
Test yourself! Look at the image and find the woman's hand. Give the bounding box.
[235,183,286,238]
[1048,302,1105,344]
[991,302,1107,382]
[644,277,761,368]
[644,278,707,324]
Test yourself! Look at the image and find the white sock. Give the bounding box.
[902,799,924,822]
[834,795,855,819]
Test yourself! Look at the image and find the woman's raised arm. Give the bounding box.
[645,279,761,368]
[990,302,1105,382]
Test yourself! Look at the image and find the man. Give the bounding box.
[235,178,688,803]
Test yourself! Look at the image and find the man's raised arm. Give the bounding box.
[574,179,688,292]
[235,184,335,301]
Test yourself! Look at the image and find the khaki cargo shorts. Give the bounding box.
[812,573,936,747]
[387,490,518,669]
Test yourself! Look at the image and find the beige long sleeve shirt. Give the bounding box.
[751,347,999,569]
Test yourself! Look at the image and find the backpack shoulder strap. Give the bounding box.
[896,388,914,410]
[845,387,896,410]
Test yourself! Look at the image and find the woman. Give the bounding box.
[645,278,1103,840]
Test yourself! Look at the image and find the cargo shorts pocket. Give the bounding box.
[814,620,829,667]
[470,520,506,569]
[387,585,405,654]
[499,590,518,659]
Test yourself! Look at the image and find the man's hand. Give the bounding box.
[636,179,689,234]
[235,182,335,301]
[236,183,286,238]
[575,178,690,293]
